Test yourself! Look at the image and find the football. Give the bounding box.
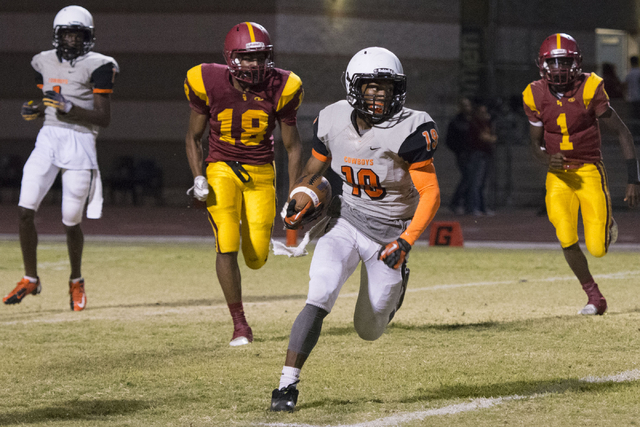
[288,173,332,213]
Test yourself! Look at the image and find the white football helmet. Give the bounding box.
[52,5,95,60]
[344,47,407,123]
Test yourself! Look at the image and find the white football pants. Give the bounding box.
[306,218,404,341]
[19,146,93,227]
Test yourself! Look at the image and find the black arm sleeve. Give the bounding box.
[90,62,118,90]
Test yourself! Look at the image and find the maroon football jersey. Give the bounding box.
[184,63,303,165]
[522,73,610,163]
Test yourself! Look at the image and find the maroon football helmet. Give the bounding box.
[537,33,582,89]
[224,22,274,85]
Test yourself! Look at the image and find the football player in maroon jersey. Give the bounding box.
[184,22,304,346]
[523,33,640,316]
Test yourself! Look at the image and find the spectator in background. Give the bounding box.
[624,56,640,119]
[601,63,623,99]
[468,102,497,216]
[445,97,473,214]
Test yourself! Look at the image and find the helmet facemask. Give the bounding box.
[345,70,406,124]
[54,25,95,60]
[540,56,581,90]
[225,45,274,85]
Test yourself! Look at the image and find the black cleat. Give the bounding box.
[270,384,299,412]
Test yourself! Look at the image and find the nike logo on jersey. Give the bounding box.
[369,147,381,151]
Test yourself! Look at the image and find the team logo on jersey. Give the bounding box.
[344,156,374,166]
[568,97,576,102]
[254,96,264,101]
[556,100,563,106]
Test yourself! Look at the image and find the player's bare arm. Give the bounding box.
[301,156,330,177]
[184,110,209,201]
[45,92,112,128]
[280,121,304,193]
[185,110,208,178]
[598,107,640,207]
[529,124,564,169]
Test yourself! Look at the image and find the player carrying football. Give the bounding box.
[184,22,304,346]
[523,33,639,315]
[4,6,119,311]
[270,47,441,412]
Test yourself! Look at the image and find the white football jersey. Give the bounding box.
[31,49,119,135]
[313,100,438,222]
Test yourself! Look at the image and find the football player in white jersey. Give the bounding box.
[3,6,119,311]
[270,47,441,412]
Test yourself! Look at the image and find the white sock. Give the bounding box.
[24,275,38,283]
[70,277,83,284]
[279,366,300,390]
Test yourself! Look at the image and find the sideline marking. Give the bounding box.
[260,369,640,427]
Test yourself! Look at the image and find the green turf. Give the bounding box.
[0,240,638,426]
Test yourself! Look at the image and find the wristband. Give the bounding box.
[627,159,640,184]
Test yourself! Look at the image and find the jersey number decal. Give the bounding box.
[556,113,574,150]
[217,109,269,146]
[340,166,386,200]
[422,128,439,151]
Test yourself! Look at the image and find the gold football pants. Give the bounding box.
[205,162,276,269]
[545,162,613,257]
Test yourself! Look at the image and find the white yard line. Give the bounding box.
[340,270,640,298]
[259,370,640,427]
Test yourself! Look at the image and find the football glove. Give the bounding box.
[282,199,322,230]
[187,175,209,201]
[21,101,41,121]
[378,237,411,269]
[43,90,73,113]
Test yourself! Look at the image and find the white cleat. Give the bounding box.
[578,304,598,315]
[578,298,607,315]
[229,336,250,346]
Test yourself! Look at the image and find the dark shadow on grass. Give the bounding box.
[0,399,151,425]
[0,294,309,317]
[293,378,635,411]
[319,321,503,338]
[401,376,636,403]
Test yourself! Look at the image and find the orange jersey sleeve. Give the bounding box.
[400,163,440,245]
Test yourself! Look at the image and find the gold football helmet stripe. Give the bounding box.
[246,22,256,42]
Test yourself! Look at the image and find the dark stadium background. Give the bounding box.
[0,0,638,243]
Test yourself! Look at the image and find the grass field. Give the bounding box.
[0,239,638,426]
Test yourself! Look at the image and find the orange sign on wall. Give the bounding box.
[429,222,464,247]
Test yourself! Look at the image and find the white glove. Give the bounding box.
[187,175,209,201]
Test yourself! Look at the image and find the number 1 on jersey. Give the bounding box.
[556,113,574,150]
